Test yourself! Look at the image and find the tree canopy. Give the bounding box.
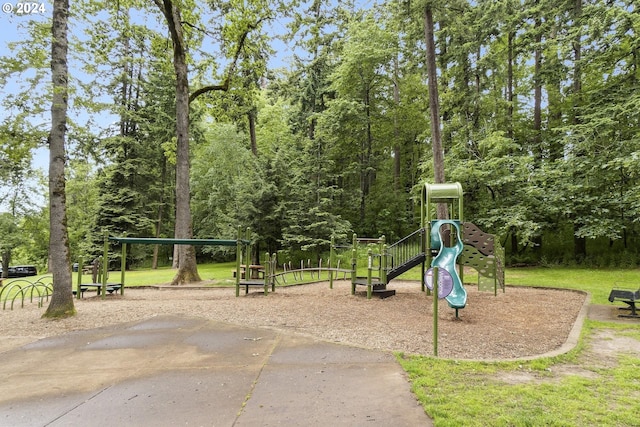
[1,0,639,272]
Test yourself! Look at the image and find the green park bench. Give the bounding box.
[608,288,639,318]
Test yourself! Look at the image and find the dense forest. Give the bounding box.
[1,0,639,273]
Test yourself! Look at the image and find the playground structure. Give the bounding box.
[349,183,504,304]
[428,219,466,316]
[235,231,353,295]
[105,232,250,298]
[87,228,334,298]
[0,276,52,310]
[91,183,503,313]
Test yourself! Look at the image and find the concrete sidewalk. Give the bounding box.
[0,315,432,426]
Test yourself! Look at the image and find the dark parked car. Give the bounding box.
[0,265,38,278]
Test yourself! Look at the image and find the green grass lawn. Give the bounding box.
[506,267,640,305]
[399,266,640,427]
[117,261,330,287]
[116,261,238,287]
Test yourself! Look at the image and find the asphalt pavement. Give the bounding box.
[0,315,432,426]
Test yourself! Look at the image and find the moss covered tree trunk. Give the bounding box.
[154,0,201,285]
[43,0,75,319]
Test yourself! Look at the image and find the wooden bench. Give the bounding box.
[608,288,639,318]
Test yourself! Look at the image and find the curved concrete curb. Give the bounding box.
[456,288,591,363]
[528,289,591,361]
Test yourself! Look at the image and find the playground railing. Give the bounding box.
[275,258,351,286]
[386,228,425,273]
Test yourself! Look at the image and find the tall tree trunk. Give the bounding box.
[393,54,401,191]
[155,0,201,284]
[572,0,586,261]
[360,86,373,225]
[533,11,543,163]
[248,108,258,156]
[532,10,543,253]
[423,5,448,219]
[507,29,514,141]
[44,0,75,319]
[1,251,10,279]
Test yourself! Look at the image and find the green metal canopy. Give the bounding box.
[108,237,247,246]
[421,182,464,227]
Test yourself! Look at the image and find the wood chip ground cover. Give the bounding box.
[1,281,594,360]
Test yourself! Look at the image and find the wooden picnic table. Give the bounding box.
[234,264,265,280]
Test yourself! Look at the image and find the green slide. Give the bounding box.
[430,220,466,311]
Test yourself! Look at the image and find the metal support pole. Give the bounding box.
[120,243,127,296]
[235,226,242,297]
[270,253,276,292]
[244,227,251,279]
[381,244,388,285]
[380,236,386,285]
[367,249,373,299]
[329,236,334,289]
[102,230,109,300]
[351,233,357,295]
[76,256,83,299]
[263,251,270,295]
[433,266,439,357]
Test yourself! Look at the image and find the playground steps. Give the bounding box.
[373,288,396,298]
[352,278,396,299]
[238,279,273,295]
[387,253,426,282]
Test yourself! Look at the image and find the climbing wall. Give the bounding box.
[459,222,505,292]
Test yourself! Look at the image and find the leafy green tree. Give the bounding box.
[16,201,50,271]
[275,136,351,261]
[191,123,269,257]
[0,213,20,277]
[73,2,176,268]
[152,0,273,283]
[326,13,396,228]
[0,17,50,219]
